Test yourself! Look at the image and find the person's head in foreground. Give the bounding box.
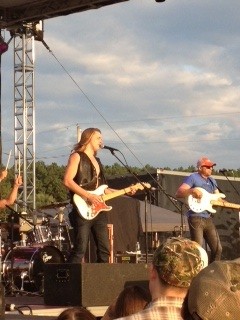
[150,237,208,298]
[56,306,96,320]
[181,260,240,320]
[114,285,151,318]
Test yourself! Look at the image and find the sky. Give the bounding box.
[1,0,240,172]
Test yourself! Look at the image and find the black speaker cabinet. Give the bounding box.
[44,263,149,307]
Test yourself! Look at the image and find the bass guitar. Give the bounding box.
[73,182,151,220]
[187,187,240,214]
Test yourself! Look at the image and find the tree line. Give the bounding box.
[0,161,240,220]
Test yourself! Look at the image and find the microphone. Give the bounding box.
[150,187,157,191]
[101,145,119,152]
[219,169,228,173]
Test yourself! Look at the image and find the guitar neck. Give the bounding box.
[102,186,132,202]
[211,200,240,210]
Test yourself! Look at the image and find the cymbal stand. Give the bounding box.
[5,208,20,296]
[57,208,64,252]
[32,212,38,243]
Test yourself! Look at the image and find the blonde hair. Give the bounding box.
[73,128,101,152]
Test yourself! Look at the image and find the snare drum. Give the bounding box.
[27,226,52,245]
[3,245,65,291]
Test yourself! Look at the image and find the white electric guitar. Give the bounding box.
[73,182,151,220]
[188,187,240,214]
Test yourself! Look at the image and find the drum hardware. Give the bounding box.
[5,205,34,296]
[26,225,53,246]
[55,207,64,252]
[40,201,69,210]
[20,271,28,291]
[50,207,72,257]
[3,246,65,293]
[26,212,53,246]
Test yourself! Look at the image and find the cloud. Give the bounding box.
[1,0,240,171]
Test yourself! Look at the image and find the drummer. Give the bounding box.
[0,169,22,209]
[0,169,7,183]
[0,169,22,251]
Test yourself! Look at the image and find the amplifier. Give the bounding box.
[115,253,138,263]
[44,263,149,307]
[115,253,153,264]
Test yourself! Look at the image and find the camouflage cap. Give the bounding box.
[188,260,240,320]
[152,237,208,288]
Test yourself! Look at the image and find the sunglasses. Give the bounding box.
[202,166,213,169]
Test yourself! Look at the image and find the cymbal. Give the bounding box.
[39,201,69,209]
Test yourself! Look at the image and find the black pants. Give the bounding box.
[188,215,222,263]
[67,207,110,263]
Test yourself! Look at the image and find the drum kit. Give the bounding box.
[0,202,72,295]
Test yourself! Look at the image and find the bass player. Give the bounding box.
[175,157,222,263]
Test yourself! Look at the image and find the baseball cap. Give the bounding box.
[197,157,216,168]
[152,237,208,288]
[188,260,240,320]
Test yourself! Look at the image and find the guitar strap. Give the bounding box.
[208,176,225,194]
[208,177,217,192]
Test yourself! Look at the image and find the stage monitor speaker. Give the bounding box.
[44,263,149,307]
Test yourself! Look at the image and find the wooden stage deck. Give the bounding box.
[5,294,107,319]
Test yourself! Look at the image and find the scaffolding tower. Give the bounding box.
[13,25,37,211]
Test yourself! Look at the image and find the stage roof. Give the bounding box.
[0,0,129,29]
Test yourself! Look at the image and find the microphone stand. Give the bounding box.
[164,192,188,237]
[220,171,240,200]
[105,149,156,263]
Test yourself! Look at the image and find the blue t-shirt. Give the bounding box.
[183,172,218,218]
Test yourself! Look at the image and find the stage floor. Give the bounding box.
[5,294,107,319]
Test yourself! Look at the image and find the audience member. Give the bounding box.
[56,307,96,320]
[102,285,151,320]
[181,259,240,320]
[115,237,208,320]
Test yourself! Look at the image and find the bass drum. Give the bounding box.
[3,245,65,292]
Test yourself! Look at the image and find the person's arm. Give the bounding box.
[0,169,8,182]
[0,175,22,209]
[175,183,203,199]
[104,186,136,196]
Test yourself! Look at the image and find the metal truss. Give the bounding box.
[14,25,36,211]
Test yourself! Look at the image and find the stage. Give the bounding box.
[5,295,68,319]
[2,262,149,319]
[5,295,107,319]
